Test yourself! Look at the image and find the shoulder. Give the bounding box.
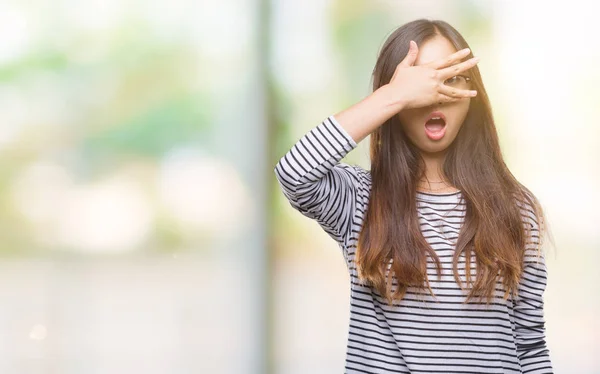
[352,164,372,183]
[336,163,372,189]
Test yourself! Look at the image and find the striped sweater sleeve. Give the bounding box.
[514,205,554,373]
[273,115,362,249]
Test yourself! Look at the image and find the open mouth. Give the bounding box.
[424,113,447,140]
[425,117,446,132]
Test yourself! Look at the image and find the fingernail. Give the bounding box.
[473,56,481,62]
[463,48,470,53]
[470,90,477,96]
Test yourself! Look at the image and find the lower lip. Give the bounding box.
[424,123,446,140]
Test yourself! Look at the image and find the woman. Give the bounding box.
[274,19,553,373]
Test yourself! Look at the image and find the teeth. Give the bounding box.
[431,116,442,120]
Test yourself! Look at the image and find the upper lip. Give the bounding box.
[425,111,446,124]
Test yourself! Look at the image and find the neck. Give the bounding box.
[416,150,459,193]
[420,150,447,182]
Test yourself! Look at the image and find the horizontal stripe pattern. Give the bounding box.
[274,115,553,373]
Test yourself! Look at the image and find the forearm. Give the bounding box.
[333,84,405,144]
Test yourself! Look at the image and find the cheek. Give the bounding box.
[396,114,422,145]
[449,100,471,130]
[397,111,421,134]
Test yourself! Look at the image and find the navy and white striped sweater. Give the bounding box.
[274,115,553,374]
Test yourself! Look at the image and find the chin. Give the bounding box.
[419,144,450,155]
[413,137,453,154]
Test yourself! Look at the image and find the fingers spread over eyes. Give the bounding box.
[438,83,477,98]
[438,56,480,80]
[427,48,471,70]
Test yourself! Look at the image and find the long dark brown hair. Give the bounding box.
[356,19,548,306]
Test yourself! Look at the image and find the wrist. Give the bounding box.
[374,84,406,113]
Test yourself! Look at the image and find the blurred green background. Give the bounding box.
[0,0,597,373]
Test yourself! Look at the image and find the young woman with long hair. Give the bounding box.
[274,19,553,373]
